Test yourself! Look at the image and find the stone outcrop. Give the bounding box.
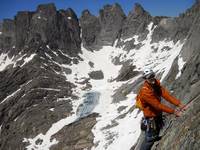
[88,70,104,80]
[121,3,152,40]
[80,3,126,49]
[80,10,101,50]
[98,3,126,46]
[0,3,81,56]
[115,64,139,81]
[0,19,15,51]
[0,3,83,150]
[51,113,98,150]
[152,1,200,43]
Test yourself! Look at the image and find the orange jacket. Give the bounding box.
[137,79,181,118]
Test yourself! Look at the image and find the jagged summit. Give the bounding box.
[80,3,126,49]
[36,3,57,13]
[81,9,91,16]
[0,3,81,57]
[133,3,146,15]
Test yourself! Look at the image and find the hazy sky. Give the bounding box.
[0,0,195,21]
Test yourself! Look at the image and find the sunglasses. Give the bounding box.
[146,74,155,79]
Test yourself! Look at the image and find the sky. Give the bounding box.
[0,0,195,21]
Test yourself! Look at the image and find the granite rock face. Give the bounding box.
[80,10,101,50]
[121,3,152,40]
[51,113,99,150]
[80,3,126,49]
[156,4,200,149]
[0,19,15,51]
[0,3,86,150]
[0,3,81,57]
[98,3,126,46]
[151,2,200,43]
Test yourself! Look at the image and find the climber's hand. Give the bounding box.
[178,103,187,111]
[174,109,183,117]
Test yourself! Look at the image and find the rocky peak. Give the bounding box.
[82,9,92,17]
[133,3,145,16]
[97,3,126,46]
[120,3,152,39]
[55,8,81,56]
[36,3,57,15]
[15,11,32,49]
[99,3,125,23]
[2,19,15,33]
[151,0,200,43]
[80,10,100,50]
[80,3,126,49]
[0,3,81,56]
[0,19,15,50]
[65,8,78,19]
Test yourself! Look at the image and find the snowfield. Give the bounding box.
[21,22,186,150]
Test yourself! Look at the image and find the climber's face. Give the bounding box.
[146,77,156,85]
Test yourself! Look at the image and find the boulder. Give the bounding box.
[88,70,104,80]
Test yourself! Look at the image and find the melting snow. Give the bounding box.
[36,88,61,92]
[176,55,186,79]
[21,54,37,67]
[49,108,54,112]
[0,53,14,71]
[23,96,83,150]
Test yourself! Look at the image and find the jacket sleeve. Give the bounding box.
[141,89,175,114]
[161,86,181,106]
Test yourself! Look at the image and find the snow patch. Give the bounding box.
[122,35,139,44]
[176,55,186,79]
[158,41,184,81]
[57,97,71,102]
[36,88,61,92]
[21,54,36,67]
[0,53,14,71]
[14,117,18,122]
[23,95,84,150]
[49,108,54,111]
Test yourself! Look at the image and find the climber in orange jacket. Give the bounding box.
[138,69,186,150]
